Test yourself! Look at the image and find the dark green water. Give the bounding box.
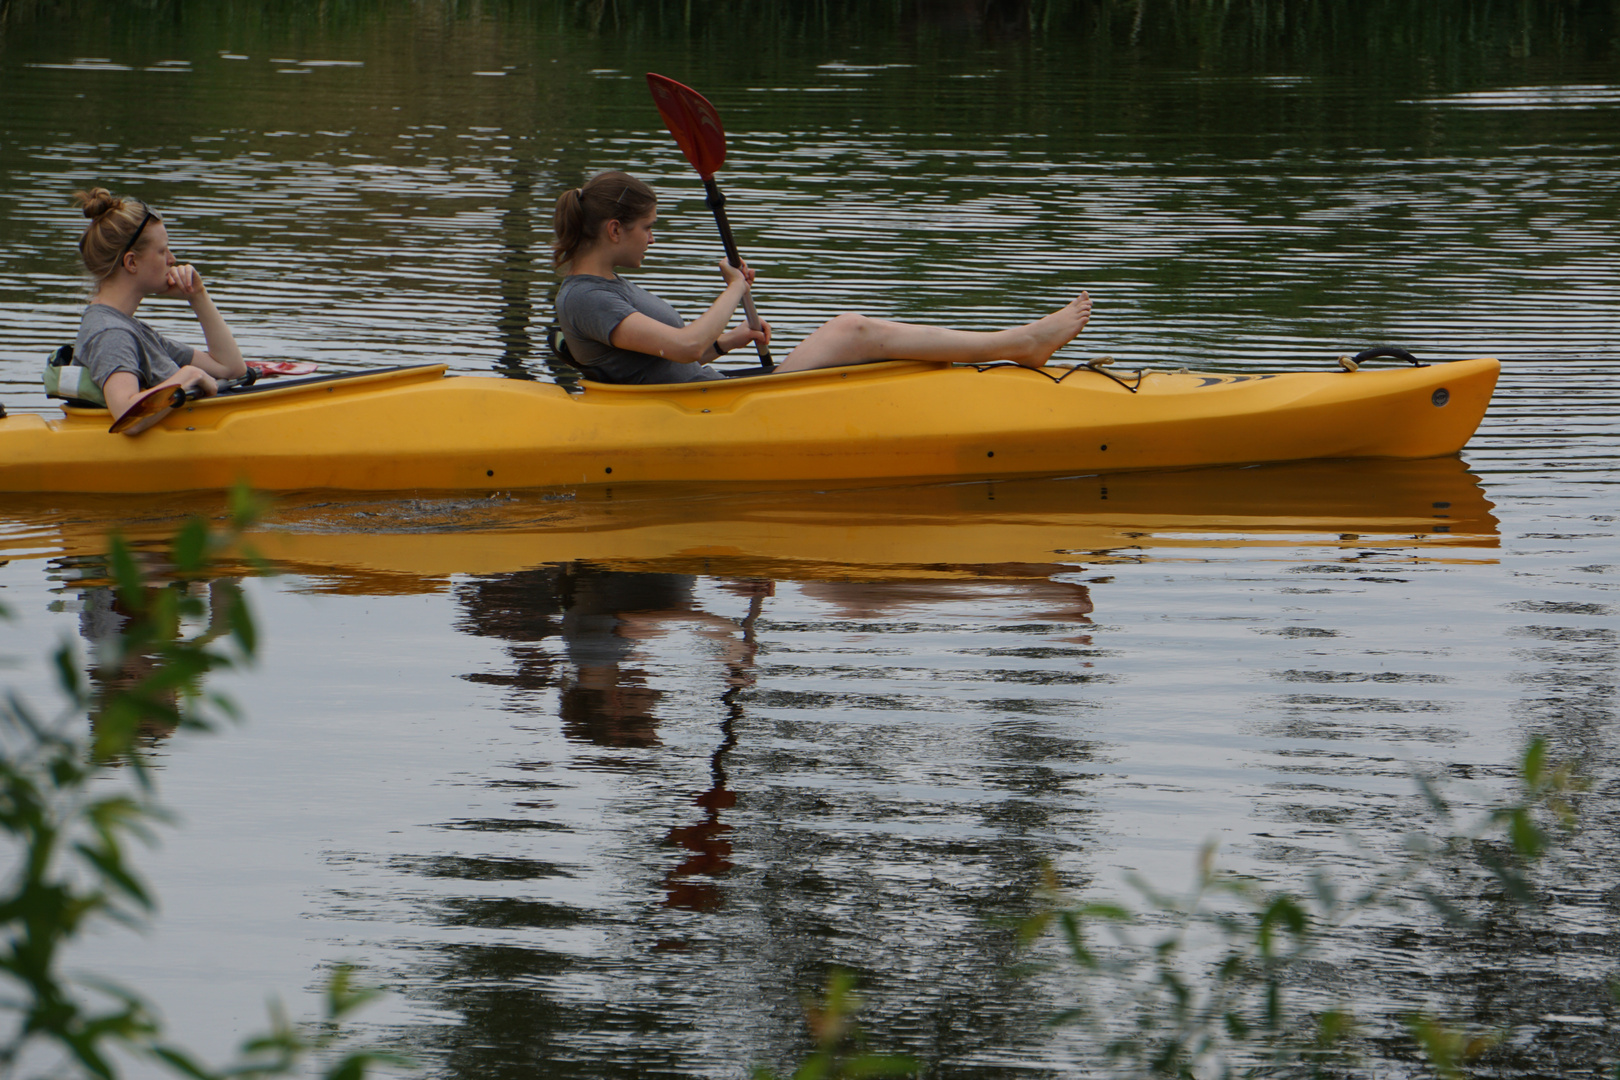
[1,2,1618,1077]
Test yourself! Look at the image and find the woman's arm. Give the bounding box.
[162,264,248,378]
[102,366,218,423]
[609,260,754,364]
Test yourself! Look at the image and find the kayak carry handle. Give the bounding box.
[1337,347,1426,373]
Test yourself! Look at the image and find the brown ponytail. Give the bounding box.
[551,170,657,271]
[72,187,161,280]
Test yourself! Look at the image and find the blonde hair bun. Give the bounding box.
[72,187,124,220]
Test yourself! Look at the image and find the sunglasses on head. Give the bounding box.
[118,210,155,263]
[80,207,156,262]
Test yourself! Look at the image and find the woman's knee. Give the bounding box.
[822,312,872,341]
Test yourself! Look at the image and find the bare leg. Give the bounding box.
[774,291,1091,373]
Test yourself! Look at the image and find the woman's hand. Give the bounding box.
[160,265,249,378]
[717,258,756,289]
[173,365,220,396]
[719,320,771,355]
[159,263,209,300]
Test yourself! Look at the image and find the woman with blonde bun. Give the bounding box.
[552,170,1092,385]
[70,188,247,423]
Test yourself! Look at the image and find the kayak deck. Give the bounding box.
[0,357,1500,494]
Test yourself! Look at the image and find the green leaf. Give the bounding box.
[1315,1007,1354,1046]
[1078,901,1133,923]
[1414,772,1449,814]
[171,517,211,574]
[227,481,267,531]
[52,642,86,705]
[148,1043,218,1080]
[1507,808,1545,861]
[844,1053,920,1077]
[1521,737,1548,790]
[108,533,145,611]
[790,1055,830,1080]
[224,588,258,658]
[1415,884,1474,928]
[73,842,154,911]
[323,1058,367,1080]
[1308,869,1337,914]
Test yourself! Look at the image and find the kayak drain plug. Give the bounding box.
[1432,388,1449,406]
[486,470,494,477]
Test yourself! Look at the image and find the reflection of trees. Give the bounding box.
[492,158,539,381]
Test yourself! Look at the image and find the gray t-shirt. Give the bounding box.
[74,304,195,390]
[555,274,724,385]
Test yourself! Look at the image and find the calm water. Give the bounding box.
[1,3,1618,1076]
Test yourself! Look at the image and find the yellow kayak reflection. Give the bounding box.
[0,456,1496,590]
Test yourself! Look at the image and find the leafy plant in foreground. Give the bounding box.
[1021,739,1591,1078]
[753,970,917,1080]
[0,489,405,1080]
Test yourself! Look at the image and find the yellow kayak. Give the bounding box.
[0,356,1499,494]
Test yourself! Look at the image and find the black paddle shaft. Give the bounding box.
[166,369,260,409]
[702,178,773,368]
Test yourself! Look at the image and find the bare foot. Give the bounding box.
[1006,291,1092,368]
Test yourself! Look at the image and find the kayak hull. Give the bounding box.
[0,358,1500,494]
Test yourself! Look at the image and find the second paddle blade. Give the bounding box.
[647,73,727,178]
[109,383,185,435]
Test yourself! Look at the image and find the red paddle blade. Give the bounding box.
[647,73,727,178]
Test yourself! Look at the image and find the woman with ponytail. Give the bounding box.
[70,188,248,423]
[552,170,1092,385]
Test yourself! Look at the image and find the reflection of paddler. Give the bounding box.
[78,586,177,748]
[458,566,747,748]
[73,576,240,753]
[557,570,695,749]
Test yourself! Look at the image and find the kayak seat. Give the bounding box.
[44,344,109,408]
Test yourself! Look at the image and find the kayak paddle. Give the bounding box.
[646,72,773,369]
[110,370,258,436]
